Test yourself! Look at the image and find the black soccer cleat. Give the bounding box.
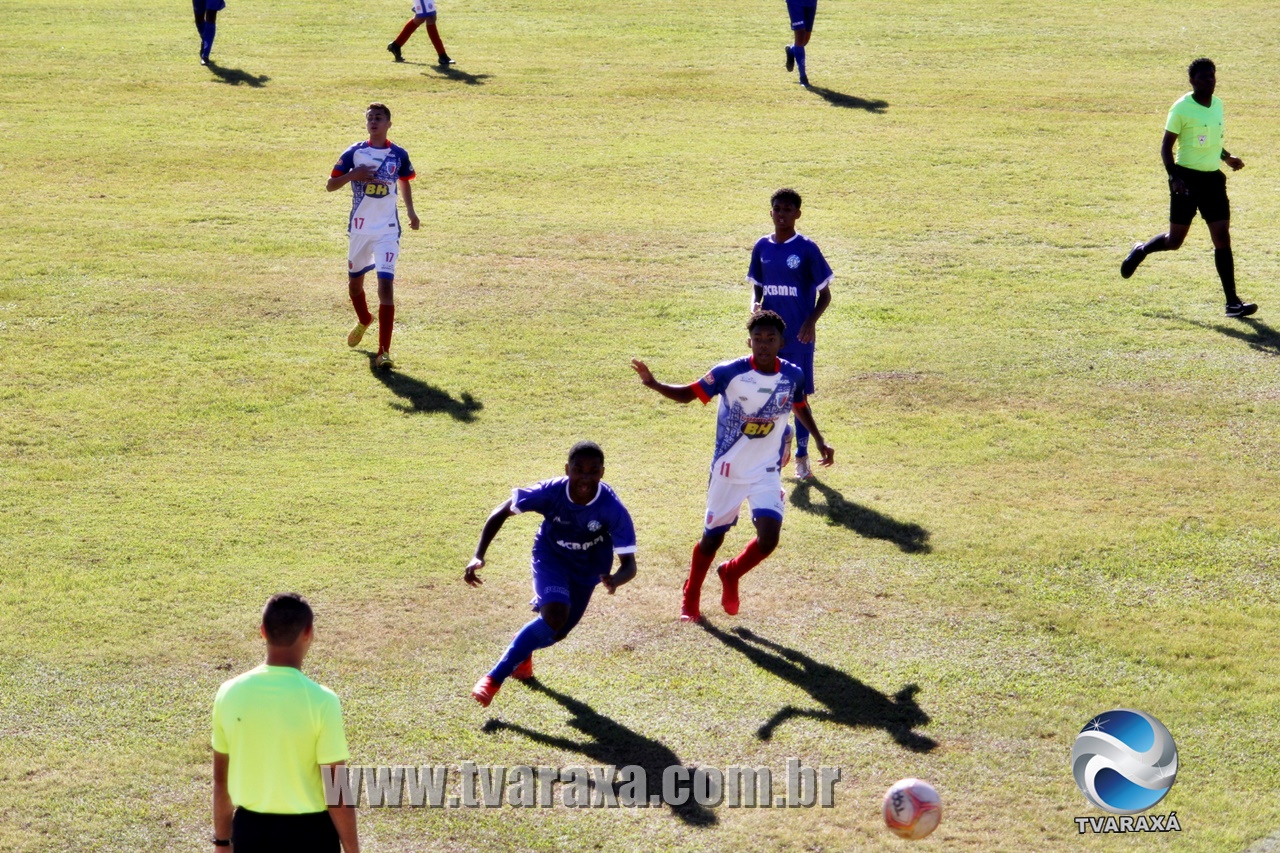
[1120,241,1145,279]
[387,42,404,62]
[1225,302,1258,318]
[437,53,455,66]
[785,45,794,72]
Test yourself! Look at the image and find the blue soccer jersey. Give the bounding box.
[511,478,637,580]
[692,356,808,484]
[331,141,416,236]
[746,233,833,352]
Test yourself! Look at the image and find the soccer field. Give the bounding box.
[3,0,1280,849]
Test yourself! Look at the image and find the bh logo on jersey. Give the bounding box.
[786,254,801,270]
[1071,709,1178,815]
[741,419,775,439]
[363,182,390,198]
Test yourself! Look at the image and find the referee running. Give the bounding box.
[1121,58,1256,318]
[211,593,359,852]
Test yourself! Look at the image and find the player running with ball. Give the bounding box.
[632,310,834,622]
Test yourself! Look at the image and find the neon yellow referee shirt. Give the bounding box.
[212,664,349,813]
[1166,92,1225,173]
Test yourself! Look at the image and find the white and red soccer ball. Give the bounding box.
[883,778,942,840]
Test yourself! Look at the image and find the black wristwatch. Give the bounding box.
[212,838,231,847]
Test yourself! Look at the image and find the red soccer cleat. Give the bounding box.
[717,563,740,616]
[680,578,703,623]
[471,676,501,707]
[511,656,534,681]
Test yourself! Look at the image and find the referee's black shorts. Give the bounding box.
[232,808,339,853]
[1169,164,1230,226]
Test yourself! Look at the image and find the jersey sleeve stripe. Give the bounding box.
[815,273,833,290]
[691,383,711,404]
[508,488,526,513]
[612,545,638,555]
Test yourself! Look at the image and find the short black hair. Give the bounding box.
[1188,57,1215,79]
[568,440,604,466]
[747,309,786,336]
[262,593,314,646]
[771,188,802,209]
[366,102,391,121]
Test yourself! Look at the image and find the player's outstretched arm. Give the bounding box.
[400,179,421,230]
[465,500,516,586]
[793,405,835,467]
[600,553,637,594]
[631,358,697,403]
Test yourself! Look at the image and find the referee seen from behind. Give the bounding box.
[1121,57,1256,317]
[212,593,359,852]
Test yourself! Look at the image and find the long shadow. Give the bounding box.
[701,623,936,752]
[429,66,492,86]
[481,678,717,826]
[805,85,888,112]
[365,353,483,420]
[206,61,269,87]
[790,480,930,553]
[1197,316,1280,354]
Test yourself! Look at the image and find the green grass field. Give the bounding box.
[3,0,1280,849]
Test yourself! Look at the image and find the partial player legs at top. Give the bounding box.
[388,0,454,66]
[783,0,816,86]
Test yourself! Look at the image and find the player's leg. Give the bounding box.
[389,17,422,61]
[201,9,217,61]
[717,479,784,615]
[420,10,453,65]
[687,475,747,621]
[554,581,597,641]
[347,235,376,347]
[1123,172,1197,277]
[192,0,206,39]
[791,5,816,86]
[373,235,399,366]
[474,570,571,705]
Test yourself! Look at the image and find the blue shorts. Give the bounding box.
[785,0,816,31]
[194,0,226,13]
[530,558,600,609]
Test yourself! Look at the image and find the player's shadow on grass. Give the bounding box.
[1201,316,1280,354]
[790,480,930,553]
[805,85,888,112]
[365,354,483,420]
[701,623,937,753]
[429,66,491,85]
[206,61,269,87]
[481,679,717,827]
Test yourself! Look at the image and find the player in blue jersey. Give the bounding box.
[465,441,638,707]
[192,0,226,65]
[632,311,834,622]
[747,188,833,481]
[327,103,420,369]
[782,0,817,87]
[387,0,455,67]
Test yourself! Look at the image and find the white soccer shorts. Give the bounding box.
[703,470,785,532]
[411,0,437,18]
[348,231,400,279]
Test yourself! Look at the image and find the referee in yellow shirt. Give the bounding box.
[212,593,360,852]
[1120,57,1255,317]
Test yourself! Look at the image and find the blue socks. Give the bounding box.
[488,617,558,682]
[201,22,216,58]
[793,45,807,79]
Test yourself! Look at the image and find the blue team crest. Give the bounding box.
[786,254,801,269]
[587,520,601,532]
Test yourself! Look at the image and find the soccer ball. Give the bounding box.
[883,778,941,840]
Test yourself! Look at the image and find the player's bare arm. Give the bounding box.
[631,358,698,403]
[1160,131,1189,196]
[1222,151,1244,171]
[327,163,378,192]
[793,404,834,467]
[212,750,233,844]
[465,500,516,586]
[798,287,831,344]
[400,178,421,230]
[600,553,637,594]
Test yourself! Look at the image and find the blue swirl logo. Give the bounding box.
[1071,709,1178,814]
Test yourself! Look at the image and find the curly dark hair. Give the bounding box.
[747,309,786,335]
